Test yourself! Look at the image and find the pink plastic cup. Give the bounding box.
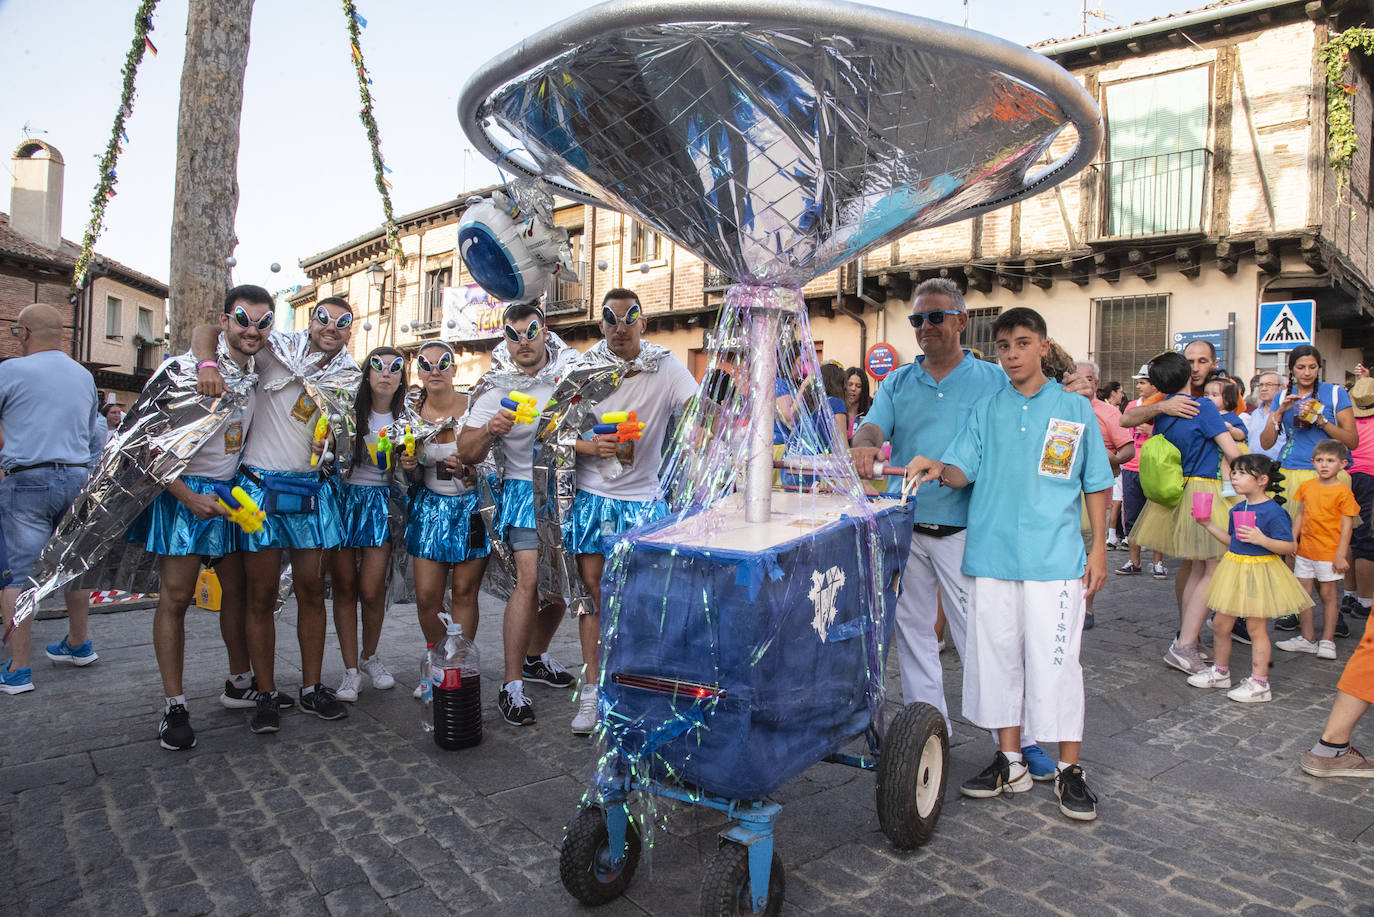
[1233,510,1256,531]
[1191,491,1214,520]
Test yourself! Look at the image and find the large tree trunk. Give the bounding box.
[168,0,253,352]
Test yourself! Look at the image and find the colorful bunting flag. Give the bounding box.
[144,36,158,56]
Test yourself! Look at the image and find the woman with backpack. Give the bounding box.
[1131,351,1246,678]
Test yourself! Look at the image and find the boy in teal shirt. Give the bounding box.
[906,307,1113,821]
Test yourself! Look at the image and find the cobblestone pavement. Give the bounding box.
[2,553,1374,916]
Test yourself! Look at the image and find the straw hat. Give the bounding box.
[1351,377,1374,418]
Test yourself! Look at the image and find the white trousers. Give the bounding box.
[893,530,972,729]
[964,577,1086,743]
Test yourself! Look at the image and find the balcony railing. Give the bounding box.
[545,271,586,317]
[1092,148,1212,240]
[702,268,731,291]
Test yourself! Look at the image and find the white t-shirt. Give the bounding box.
[241,349,321,472]
[346,411,394,486]
[466,378,558,482]
[577,356,698,501]
[183,383,258,481]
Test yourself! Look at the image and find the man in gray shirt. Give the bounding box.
[0,303,106,694]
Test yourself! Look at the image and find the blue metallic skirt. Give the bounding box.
[567,490,667,556]
[406,486,489,564]
[499,478,536,538]
[129,474,239,557]
[238,466,343,552]
[338,481,392,548]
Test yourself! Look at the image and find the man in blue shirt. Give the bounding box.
[0,304,107,695]
[907,307,1113,822]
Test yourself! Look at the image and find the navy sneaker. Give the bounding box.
[0,662,33,695]
[1274,614,1300,632]
[159,704,196,750]
[1335,613,1351,639]
[299,684,348,721]
[1231,618,1252,645]
[45,637,98,667]
[1022,744,1057,783]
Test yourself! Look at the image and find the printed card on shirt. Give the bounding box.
[1038,418,1084,479]
[289,393,318,424]
[223,422,243,454]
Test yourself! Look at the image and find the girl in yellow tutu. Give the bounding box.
[1131,352,1246,675]
[1186,454,1313,703]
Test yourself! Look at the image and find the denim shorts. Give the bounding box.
[0,466,90,580]
[507,525,539,552]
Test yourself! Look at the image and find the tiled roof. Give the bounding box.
[0,211,168,296]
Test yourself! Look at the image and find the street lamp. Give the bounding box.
[366,261,388,348]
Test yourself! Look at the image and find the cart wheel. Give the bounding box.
[560,807,640,906]
[875,701,949,850]
[701,843,783,917]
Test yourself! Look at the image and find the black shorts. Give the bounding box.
[1351,471,1374,562]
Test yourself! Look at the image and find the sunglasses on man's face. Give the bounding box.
[504,319,541,342]
[231,306,274,330]
[417,352,453,373]
[907,309,962,329]
[314,307,353,329]
[369,355,404,374]
[602,303,643,326]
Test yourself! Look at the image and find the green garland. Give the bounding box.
[342,1,404,267]
[70,0,160,299]
[1321,26,1374,183]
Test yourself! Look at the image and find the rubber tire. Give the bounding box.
[701,843,784,917]
[559,807,641,906]
[875,701,949,849]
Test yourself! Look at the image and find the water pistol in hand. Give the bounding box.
[404,424,416,457]
[212,484,265,534]
[309,413,330,466]
[594,410,645,443]
[374,428,393,469]
[500,391,539,424]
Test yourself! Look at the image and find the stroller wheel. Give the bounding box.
[560,807,640,905]
[701,843,783,917]
[876,701,949,849]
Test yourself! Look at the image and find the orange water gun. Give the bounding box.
[593,410,645,443]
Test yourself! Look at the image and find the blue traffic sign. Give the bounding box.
[1173,329,1226,374]
[1257,300,1314,353]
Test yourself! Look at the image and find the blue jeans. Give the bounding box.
[0,466,90,581]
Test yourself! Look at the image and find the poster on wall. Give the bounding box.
[441,285,507,343]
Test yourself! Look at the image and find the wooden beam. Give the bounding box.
[1255,238,1281,274]
[936,266,969,294]
[996,265,1023,293]
[1025,259,1053,289]
[1128,249,1155,281]
[1300,234,1325,272]
[1176,246,1201,279]
[1216,240,1239,275]
[1061,254,1090,286]
[879,270,912,303]
[1211,47,1236,239]
[1093,251,1119,282]
[963,264,993,293]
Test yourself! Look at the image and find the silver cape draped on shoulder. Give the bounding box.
[266,328,362,470]
[8,340,259,632]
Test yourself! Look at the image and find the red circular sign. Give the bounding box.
[866,343,898,380]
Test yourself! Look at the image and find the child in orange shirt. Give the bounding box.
[1277,439,1361,660]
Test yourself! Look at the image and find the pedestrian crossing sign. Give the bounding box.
[1256,300,1314,353]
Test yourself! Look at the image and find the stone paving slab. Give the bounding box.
[2,556,1374,915]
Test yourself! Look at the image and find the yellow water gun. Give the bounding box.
[309,413,329,466]
[500,390,539,424]
[212,484,265,534]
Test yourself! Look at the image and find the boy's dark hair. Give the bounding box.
[316,296,351,313]
[601,288,640,307]
[1203,370,1241,412]
[991,307,1047,340]
[1231,453,1286,505]
[1313,438,1350,463]
[502,302,544,325]
[1147,351,1191,395]
[224,284,273,313]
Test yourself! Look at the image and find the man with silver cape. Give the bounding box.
[529,287,700,735]
[456,302,580,728]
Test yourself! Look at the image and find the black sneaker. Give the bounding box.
[1055,764,1098,821]
[1341,594,1358,617]
[1231,618,1252,645]
[1274,614,1300,632]
[1351,600,1372,620]
[1083,612,1095,631]
[521,654,575,688]
[221,677,296,710]
[299,684,348,720]
[959,751,1032,798]
[159,704,196,750]
[249,692,280,734]
[1335,612,1351,639]
[498,686,536,726]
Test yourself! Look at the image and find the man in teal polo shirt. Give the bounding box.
[907,306,1113,821]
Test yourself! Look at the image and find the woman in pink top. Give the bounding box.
[1347,366,1373,620]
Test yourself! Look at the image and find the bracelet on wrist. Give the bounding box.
[196,360,217,371]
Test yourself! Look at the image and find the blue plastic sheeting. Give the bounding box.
[600,498,914,799]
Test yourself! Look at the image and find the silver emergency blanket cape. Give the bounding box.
[266,328,362,470]
[8,340,259,633]
[531,339,677,615]
[382,399,443,607]
[460,330,579,602]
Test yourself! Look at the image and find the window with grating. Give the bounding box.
[1094,294,1169,389]
[962,308,1000,361]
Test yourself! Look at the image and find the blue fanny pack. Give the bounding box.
[259,475,325,515]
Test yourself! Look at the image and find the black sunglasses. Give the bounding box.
[232,305,274,330]
[504,319,541,342]
[417,351,453,373]
[602,303,643,326]
[907,309,962,329]
[369,355,403,374]
[314,306,353,329]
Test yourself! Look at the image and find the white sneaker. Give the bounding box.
[336,669,362,703]
[937,637,948,653]
[571,687,598,736]
[1105,537,1120,550]
[1226,676,1272,703]
[1150,562,1168,579]
[1276,635,1319,654]
[1186,666,1232,689]
[1317,640,1338,660]
[360,655,396,690]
